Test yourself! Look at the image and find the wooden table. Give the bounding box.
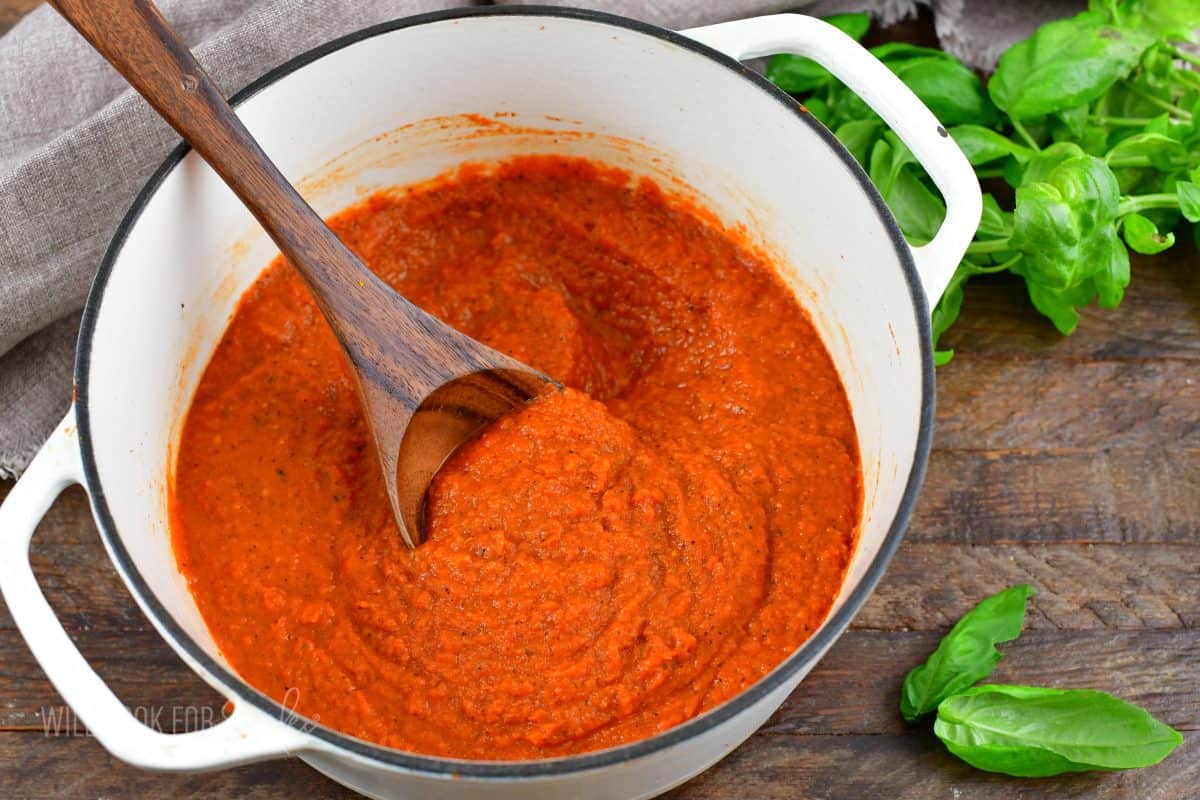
[1,4,1197,798]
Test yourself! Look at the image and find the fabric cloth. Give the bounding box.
[0,0,1081,477]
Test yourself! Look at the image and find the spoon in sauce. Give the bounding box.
[50,0,557,548]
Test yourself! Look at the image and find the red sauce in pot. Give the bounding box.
[170,155,861,759]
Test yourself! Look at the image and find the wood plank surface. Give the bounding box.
[3,730,1199,800]
[668,733,1200,800]
[914,449,1199,544]
[940,261,1200,361]
[0,3,1196,799]
[933,360,1197,450]
[861,543,1200,630]
[0,0,36,35]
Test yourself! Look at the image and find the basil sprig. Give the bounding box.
[898,585,1184,777]
[767,1,1200,363]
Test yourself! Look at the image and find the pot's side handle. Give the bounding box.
[682,14,982,304]
[0,409,311,770]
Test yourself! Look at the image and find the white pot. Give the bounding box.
[0,8,979,799]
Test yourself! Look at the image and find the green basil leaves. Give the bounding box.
[1123,211,1176,252]
[900,585,1184,778]
[990,14,1156,119]
[900,585,1034,721]
[891,57,999,127]
[769,30,996,132]
[766,0,1200,361]
[935,686,1183,777]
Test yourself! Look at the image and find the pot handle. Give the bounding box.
[682,14,982,304]
[0,409,311,770]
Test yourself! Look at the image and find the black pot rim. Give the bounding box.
[73,4,936,780]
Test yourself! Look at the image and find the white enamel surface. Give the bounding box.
[0,11,977,798]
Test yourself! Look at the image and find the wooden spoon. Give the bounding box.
[50,0,557,548]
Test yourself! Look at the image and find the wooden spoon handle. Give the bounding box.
[48,0,365,306]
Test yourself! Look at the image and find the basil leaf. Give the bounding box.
[977,193,1013,238]
[888,168,945,246]
[766,13,870,93]
[766,57,831,95]
[872,44,998,128]
[800,96,831,126]
[1078,121,1111,156]
[835,118,883,166]
[868,134,946,246]
[827,11,871,40]
[1054,104,1090,140]
[1086,225,1130,309]
[990,13,1156,119]
[935,685,1183,777]
[890,57,999,127]
[1122,212,1176,254]
[1144,111,1173,137]
[870,42,957,64]
[1137,41,1178,85]
[950,125,1034,167]
[823,84,875,130]
[1043,153,1120,231]
[1002,155,1026,188]
[1011,150,1120,303]
[1106,77,1169,121]
[1176,180,1200,221]
[1025,276,1099,334]
[1105,132,1186,170]
[1011,183,1084,288]
[867,134,912,195]
[899,584,1034,721]
[1129,0,1200,42]
[1020,142,1087,186]
[931,263,971,365]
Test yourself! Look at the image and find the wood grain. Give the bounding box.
[0,628,222,731]
[933,360,1197,451]
[2,730,1197,800]
[939,262,1200,362]
[0,2,1196,798]
[859,543,1200,631]
[667,733,1200,800]
[913,449,1199,544]
[0,0,37,35]
[0,736,351,799]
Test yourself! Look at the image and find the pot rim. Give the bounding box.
[73,4,935,779]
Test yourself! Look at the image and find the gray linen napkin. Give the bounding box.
[0,0,1080,477]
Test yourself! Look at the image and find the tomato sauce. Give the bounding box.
[170,155,862,759]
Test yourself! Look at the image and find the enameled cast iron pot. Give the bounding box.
[0,8,980,799]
